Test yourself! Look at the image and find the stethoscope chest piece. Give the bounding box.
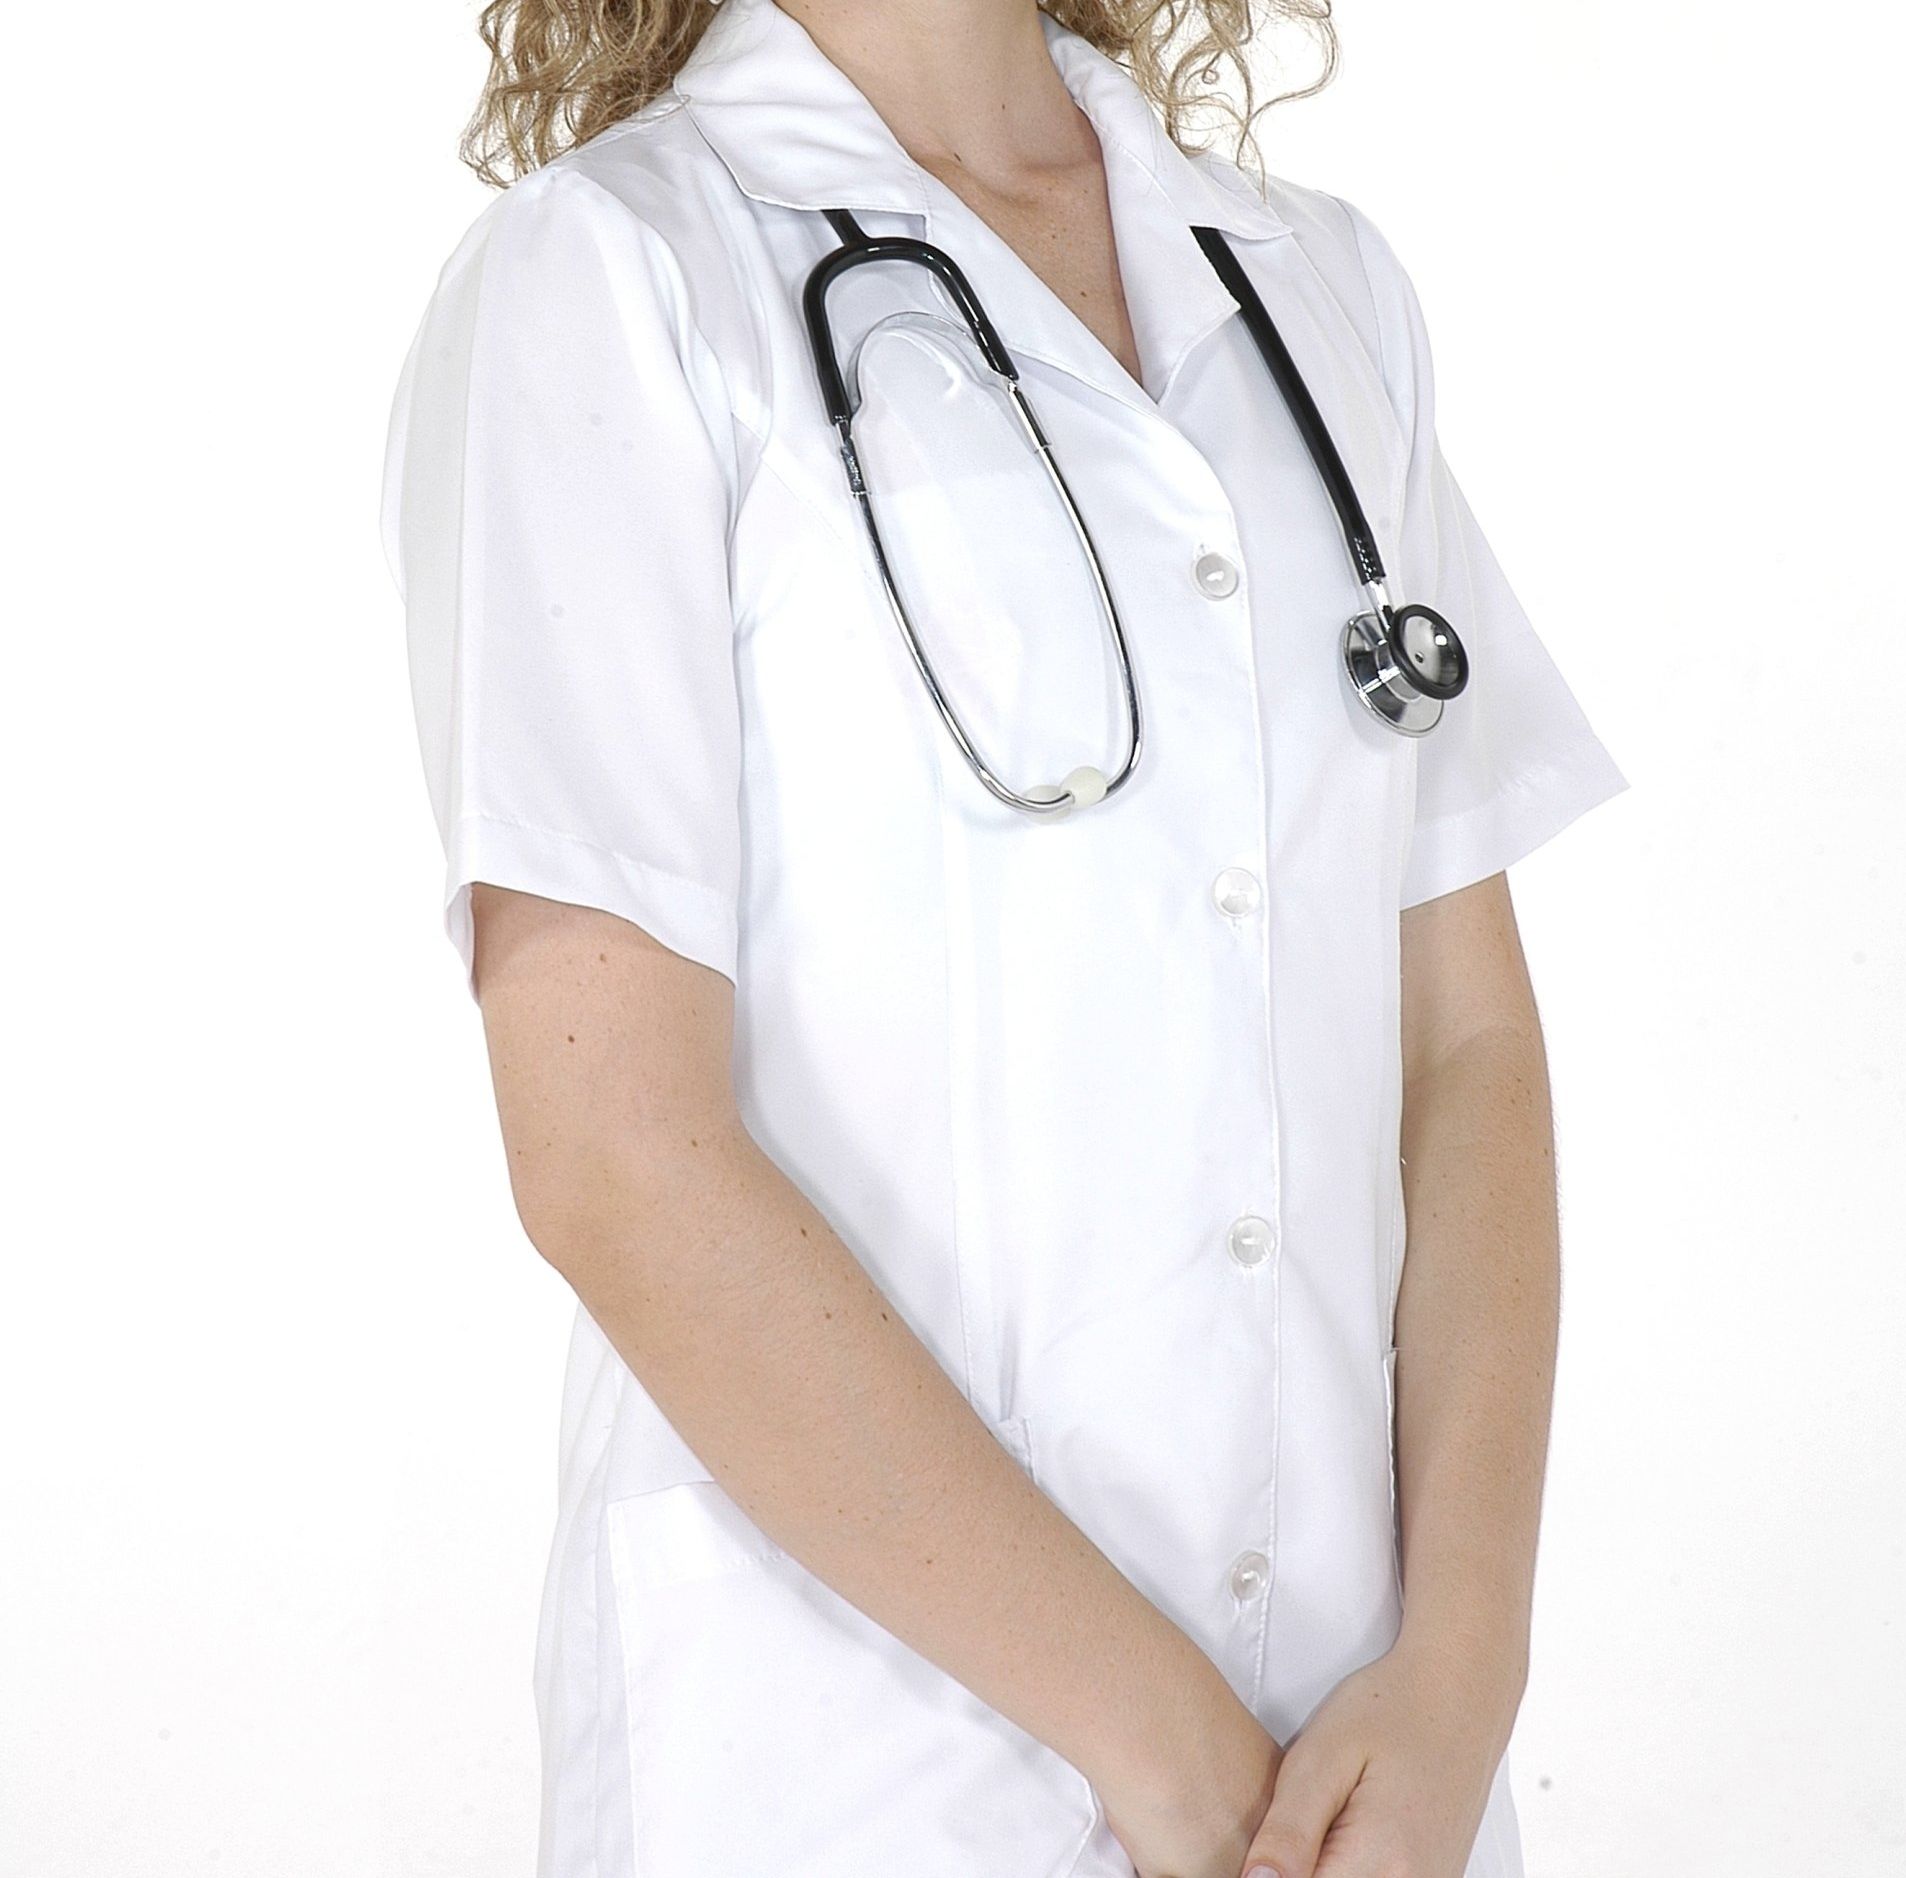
[1342,599,1469,737]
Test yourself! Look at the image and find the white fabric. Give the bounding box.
[380,3,1627,1873]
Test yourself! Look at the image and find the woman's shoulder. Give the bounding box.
[439,98,741,280]
[536,95,748,239]
[1189,146,1434,425]
[401,97,768,417]
[1193,147,1418,315]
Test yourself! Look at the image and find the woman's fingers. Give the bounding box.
[1239,1732,1364,1878]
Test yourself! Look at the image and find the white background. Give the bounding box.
[4,2,1900,1873]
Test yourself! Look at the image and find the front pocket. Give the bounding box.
[996,1411,1035,1479]
[606,1474,786,1591]
[604,1414,1094,1877]
[1381,1344,1403,1601]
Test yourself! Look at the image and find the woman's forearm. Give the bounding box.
[1392,1014,1558,1738]
[547,1125,1269,1800]
[498,1054,1262,1817]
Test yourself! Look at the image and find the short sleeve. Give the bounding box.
[379,164,743,994]
[1337,198,1630,910]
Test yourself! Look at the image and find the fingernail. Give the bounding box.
[1245,1867,1282,1878]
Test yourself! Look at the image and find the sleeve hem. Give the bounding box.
[1399,739,1630,911]
[442,814,739,999]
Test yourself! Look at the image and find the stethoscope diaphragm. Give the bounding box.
[1342,599,1470,736]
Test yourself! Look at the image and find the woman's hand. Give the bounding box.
[1235,1632,1521,1878]
[1096,1685,1283,1878]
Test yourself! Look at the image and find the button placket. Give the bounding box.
[1206,843,1275,1638]
[1168,490,1279,1679]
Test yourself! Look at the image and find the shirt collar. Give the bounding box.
[672,0,1291,411]
[673,0,1291,243]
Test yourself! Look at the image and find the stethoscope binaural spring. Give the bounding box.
[802,207,1470,818]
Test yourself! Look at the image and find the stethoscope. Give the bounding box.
[803,208,1470,818]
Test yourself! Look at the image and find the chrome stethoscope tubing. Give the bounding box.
[804,208,1141,818]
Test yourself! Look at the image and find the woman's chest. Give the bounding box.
[716,214,1417,858]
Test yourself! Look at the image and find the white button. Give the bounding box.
[1193,550,1240,599]
[1229,1549,1270,1601]
[1211,866,1262,918]
[1227,1215,1274,1267]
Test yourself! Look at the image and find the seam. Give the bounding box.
[1331,191,1389,396]
[1408,741,1626,833]
[936,666,981,1419]
[1329,189,1417,549]
[747,426,865,559]
[454,812,735,913]
[617,1546,785,1593]
[449,186,534,860]
[542,166,769,517]
[629,123,781,492]
[1382,1344,1404,1606]
[583,1374,618,1878]
[1122,147,1267,403]
[1236,456,1283,1711]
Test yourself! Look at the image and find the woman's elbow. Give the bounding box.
[502,1123,746,1291]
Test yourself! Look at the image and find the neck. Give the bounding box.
[776,0,1088,184]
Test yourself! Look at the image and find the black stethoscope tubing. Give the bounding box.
[802,206,1470,812]
[1189,225,1467,711]
[1188,224,1385,589]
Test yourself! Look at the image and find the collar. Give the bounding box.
[672,0,1291,243]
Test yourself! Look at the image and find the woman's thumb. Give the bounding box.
[1238,1737,1354,1878]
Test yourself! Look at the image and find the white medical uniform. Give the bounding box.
[380,1,1628,1872]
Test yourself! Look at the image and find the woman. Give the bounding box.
[379,1,1627,1874]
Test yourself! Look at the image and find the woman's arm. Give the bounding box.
[470,883,1279,1877]
[1390,867,1552,1714]
[1237,869,1552,1878]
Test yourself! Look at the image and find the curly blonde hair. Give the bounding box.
[461,1,1337,188]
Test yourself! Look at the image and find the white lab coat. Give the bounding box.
[380,2,1628,1872]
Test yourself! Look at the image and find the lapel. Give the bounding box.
[674,0,1296,417]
